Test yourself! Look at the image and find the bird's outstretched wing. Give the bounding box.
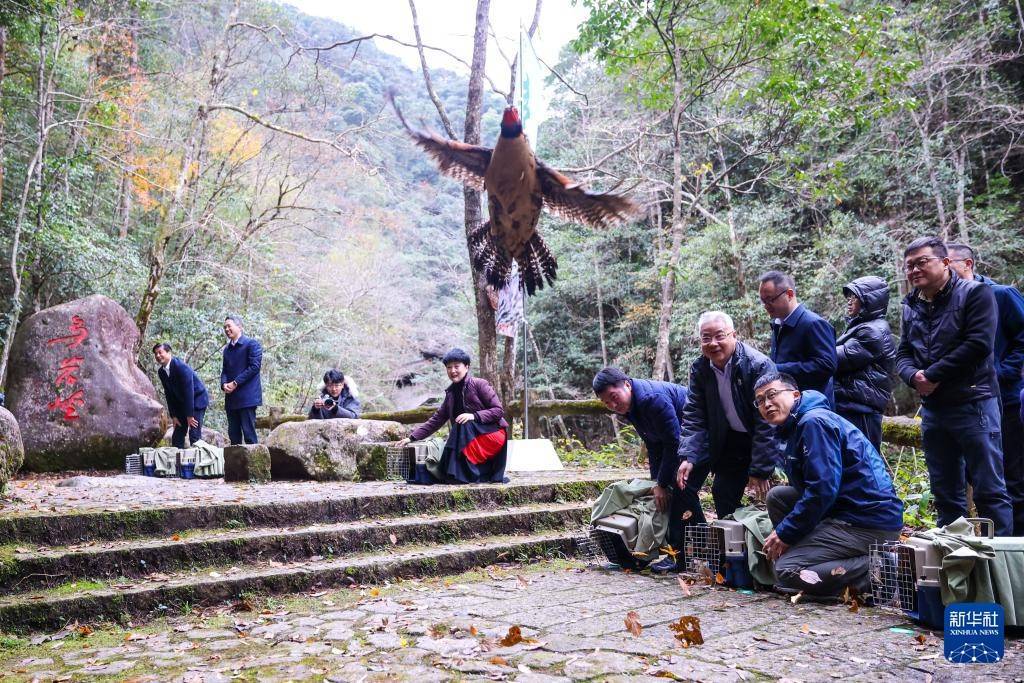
[389,93,491,191]
[535,161,640,228]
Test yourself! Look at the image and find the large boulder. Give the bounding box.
[266,418,408,481]
[224,444,271,484]
[6,295,165,471]
[0,407,24,493]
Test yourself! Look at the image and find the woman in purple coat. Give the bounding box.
[398,348,509,484]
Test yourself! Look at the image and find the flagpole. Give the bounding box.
[519,27,530,440]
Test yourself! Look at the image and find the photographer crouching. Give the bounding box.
[309,369,361,420]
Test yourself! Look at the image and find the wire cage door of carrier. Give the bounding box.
[385,441,434,483]
[685,520,754,589]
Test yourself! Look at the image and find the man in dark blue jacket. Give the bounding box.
[948,243,1024,534]
[895,236,1012,535]
[676,311,780,550]
[594,367,688,572]
[759,271,838,406]
[221,315,263,445]
[756,373,904,597]
[153,343,209,448]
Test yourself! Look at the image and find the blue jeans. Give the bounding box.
[921,397,1012,535]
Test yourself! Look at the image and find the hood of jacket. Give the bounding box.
[843,276,889,323]
[778,389,830,438]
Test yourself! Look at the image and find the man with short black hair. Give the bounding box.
[153,343,209,448]
[896,236,1012,535]
[594,367,689,572]
[947,242,1024,534]
[221,315,263,445]
[755,373,903,597]
[759,271,838,405]
[676,311,780,543]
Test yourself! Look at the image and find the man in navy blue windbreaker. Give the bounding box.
[594,367,689,571]
[755,373,903,597]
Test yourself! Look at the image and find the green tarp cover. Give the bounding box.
[725,506,778,586]
[591,479,669,558]
[913,517,1024,625]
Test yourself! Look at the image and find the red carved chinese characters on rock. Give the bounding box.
[47,316,90,422]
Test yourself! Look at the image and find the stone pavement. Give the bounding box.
[0,469,636,517]
[2,559,1021,682]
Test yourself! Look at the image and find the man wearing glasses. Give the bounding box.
[755,373,903,598]
[895,236,1013,535]
[946,243,1024,535]
[676,311,781,562]
[758,271,838,406]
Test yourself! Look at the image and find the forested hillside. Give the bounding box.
[2,0,1023,428]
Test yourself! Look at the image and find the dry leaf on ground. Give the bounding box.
[677,576,692,596]
[625,610,642,637]
[669,616,703,647]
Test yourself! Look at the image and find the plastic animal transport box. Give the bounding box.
[589,512,650,570]
[685,520,754,589]
[869,518,1024,630]
[385,442,432,482]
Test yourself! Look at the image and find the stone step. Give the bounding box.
[0,531,586,632]
[0,502,590,594]
[0,478,612,546]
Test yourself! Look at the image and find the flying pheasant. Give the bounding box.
[391,98,639,295]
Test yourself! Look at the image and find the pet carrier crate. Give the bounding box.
[684,520,754,589]
[385,441,433,482]
[124,453,142,476]
[589,513,651,570]
[869,518,994,630]
[178,448,198,479]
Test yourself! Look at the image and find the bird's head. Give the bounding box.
[500,106,523,138]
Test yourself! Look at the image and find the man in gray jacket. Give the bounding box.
[676,311,782,564]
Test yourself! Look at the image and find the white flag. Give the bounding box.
[519,29,549,147]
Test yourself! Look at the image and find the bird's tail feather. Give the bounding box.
[469,221,514,289]
[518,232,557,296]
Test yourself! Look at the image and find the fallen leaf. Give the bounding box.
[470,625,478,636]
[75,625,93,637]
[625,610,642,637]
[800,624,810,634]
[714,572,726,585]
[915,634,927,644]
[798,569,822,585]
[700,566,714,586]
[677,576,692,597]
[171,534,181,541]
[488,656,509,666]
[659,545,679,560]
[681,510,693,521]
[516,575,530,589]
[830,566,847,576]
[651,670,685,680]
[790,591,804,604]
[500,625,524,647]
[389,533,398,545]
[369,588,380,597]
[668,616,703,646]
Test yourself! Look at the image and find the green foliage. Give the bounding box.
[555,425,642,469]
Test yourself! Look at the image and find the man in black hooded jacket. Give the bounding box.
[834,276,896,451]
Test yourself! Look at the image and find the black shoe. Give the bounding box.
[650,556,682,574]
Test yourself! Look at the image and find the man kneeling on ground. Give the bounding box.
[755,372,904,597]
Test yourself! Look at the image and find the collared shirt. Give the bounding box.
[161,361,172,376]
[773,306,799,328]
[710,357,747,433]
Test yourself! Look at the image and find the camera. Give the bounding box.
[321,395,337,409]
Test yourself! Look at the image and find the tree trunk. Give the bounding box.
[954,144,968,241]
[912,111,947,238]
[0,21,49,385]
[715,136,752,337]
[0,26,7,209]
[652,53,684,382]
[463,0,498,385]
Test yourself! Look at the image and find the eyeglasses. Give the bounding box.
[759,289,789,305]
[903,256,941,273]
[699,332,734,345]
[753,388,785,409]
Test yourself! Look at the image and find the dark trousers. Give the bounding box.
[170,408,206,448]
[1002,404,1024,535]
[921,397,1012,535]
[767,486,900,596]
[678,430,753,549]
[226,407,258,445]
[838,410,883,454]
